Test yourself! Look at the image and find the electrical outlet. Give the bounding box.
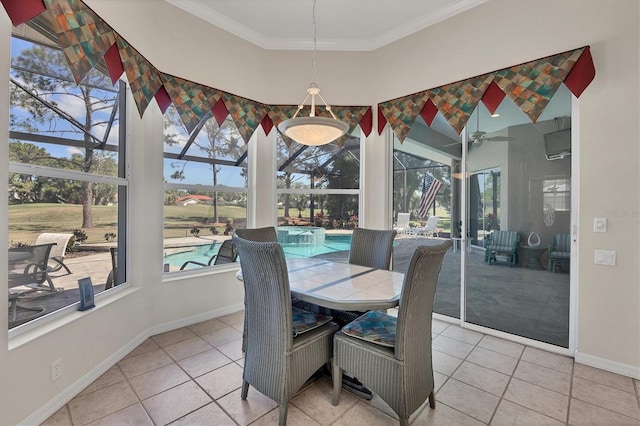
[51,359,62,382]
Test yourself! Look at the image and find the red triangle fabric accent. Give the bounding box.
[564,46,596,98]
[481,81,506,114]
[261,114,274,136]
[420,99,439,126]
[0,0,46,26]
[154,85,172,114]
[377,107,387,135]
[212,98,229,127]
[360,107,372,137]
[103,43,123,85]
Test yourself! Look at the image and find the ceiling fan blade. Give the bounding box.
[443,141,462,147]
[485,136,514,141]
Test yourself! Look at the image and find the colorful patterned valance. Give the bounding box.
[378,47,595,142]
[1,0,371,145]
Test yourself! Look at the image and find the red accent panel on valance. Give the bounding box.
[0,0,46,26]
[103,42,123,85]
[360,107,372,137]
[481,82,506,115]
[261,114,274,136]
[377,107,387,136]
[212,98,229,127]
[420,99,439,127]
[154,86,171,114]
[564,46,596,98]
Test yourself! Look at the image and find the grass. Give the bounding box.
[8,203,453,246]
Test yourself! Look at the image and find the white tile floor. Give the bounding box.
[42,311,640,425]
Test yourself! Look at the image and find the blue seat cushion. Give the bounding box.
[291,307,332,337]
[490,245,516,252]
[342,310,397,347]
[550,251,570,259]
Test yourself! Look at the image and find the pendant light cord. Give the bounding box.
[311,0,317,84]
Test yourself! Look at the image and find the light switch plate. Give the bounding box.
[594,217,607,232]
[595,249,616,266]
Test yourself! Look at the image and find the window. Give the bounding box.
[163,107,247,272]
[276,132,360,258]
[8,32,127,329]
[543,178,571,212]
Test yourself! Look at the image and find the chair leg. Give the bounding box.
[278,404,288,426]
[241,380,249,399]
[429,389,436,408]
[332,364,343,406]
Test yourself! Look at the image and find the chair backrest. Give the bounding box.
[424,216,439,231]
[396,213,410,228]
[232,235,293,361]
[8,243,55,288]
[490,230,519,247]
[348,228,397,270]
[395,241,452,360]
[552,233,571,252]
[234,226,278,242]
[34,233,73,259]
[213,239,239,265]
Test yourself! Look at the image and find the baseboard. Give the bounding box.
[22,303,245,425]
[575,351,640,380]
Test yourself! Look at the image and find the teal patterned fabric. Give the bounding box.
[291,307,332,337]
[342,310,397,347]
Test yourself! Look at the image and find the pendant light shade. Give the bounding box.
[277,1,348,146]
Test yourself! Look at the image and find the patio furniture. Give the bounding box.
[411,215,439,238]
[349,228,397,270]
[8,243,60,326]
[548,233,571,272]
[394,213,411,237]
[331,241,452,426]
[484,230,520,267]
[35,233,73,274]
[232,236,338,426]
[105,247,119,289]
[179,239,238,270]
[234,226,278,242]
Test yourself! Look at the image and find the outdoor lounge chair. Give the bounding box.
[548,233,571,272]
[179,239,238,270]
[332,241,452,426]
[393,213,411,237]
[233,235,338,426]
[411,215,439,238]
[35,233,74,274]
[484,230,520,267]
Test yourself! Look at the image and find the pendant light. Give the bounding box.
[277,0,348,146]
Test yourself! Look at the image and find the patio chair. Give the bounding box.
[349,228,397,270]
[234,226,278,242]
[179,239,238,270]
[332,241,452,426]
[34,233,74,274]
[105,247,119,289]
[393,213,411,237]
[412,215,439,238]
[232,235,338,426]
[548,233,571,272]
[8,243,61,326]
[484,230,520,267]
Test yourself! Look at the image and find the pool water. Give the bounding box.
[164,234,353,268]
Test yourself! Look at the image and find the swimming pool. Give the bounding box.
[164,234,353,268]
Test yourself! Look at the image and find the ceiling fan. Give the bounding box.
[445,111,514,148]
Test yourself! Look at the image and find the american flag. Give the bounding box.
[418,173,443,218]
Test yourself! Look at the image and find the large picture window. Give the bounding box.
[163,107,247,272]
[8,30,127,330]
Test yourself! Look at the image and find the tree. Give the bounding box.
[164,107,245,223]
[10,42,119,227]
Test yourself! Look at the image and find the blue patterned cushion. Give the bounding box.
[342,310,397,347]
[291,307,332,337]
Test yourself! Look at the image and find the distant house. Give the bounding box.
[176,195,213,206]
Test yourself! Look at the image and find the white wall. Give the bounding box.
[1,0,639,423]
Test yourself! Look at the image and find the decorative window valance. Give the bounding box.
[1,0,372,146]
[378,47,595,143]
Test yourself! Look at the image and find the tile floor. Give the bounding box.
[42,311,640,425]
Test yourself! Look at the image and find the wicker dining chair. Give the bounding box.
[232,235,338,426]
[233,227,278,352]
[348,228,397,270]
[332,241,452,426]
